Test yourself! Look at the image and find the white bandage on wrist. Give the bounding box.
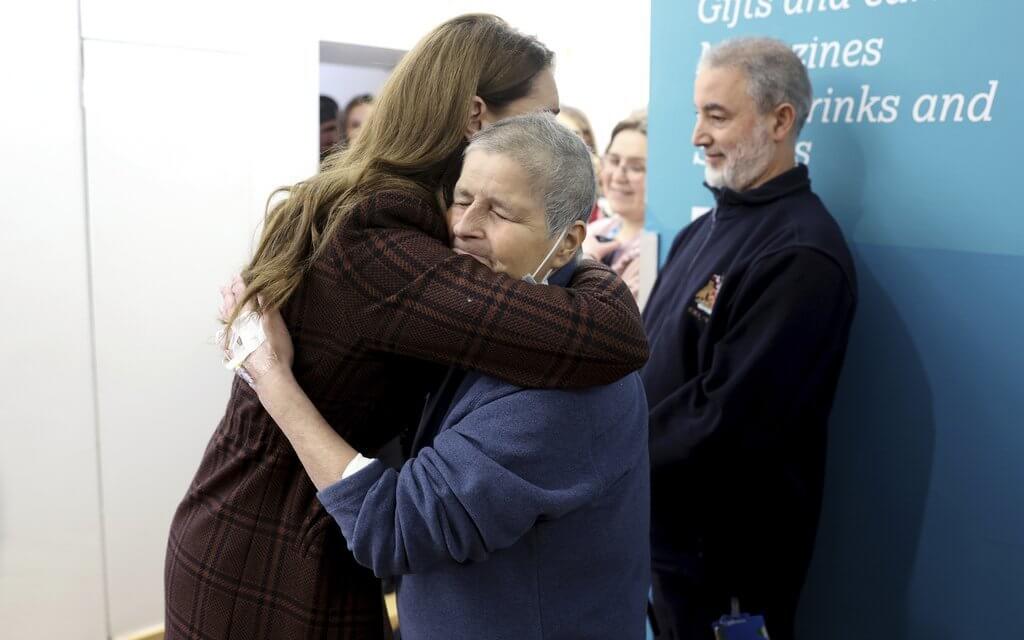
[217,310,267,385]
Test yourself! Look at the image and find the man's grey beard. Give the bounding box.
[704,123,774,192]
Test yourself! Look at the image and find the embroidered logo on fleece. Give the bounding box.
[688,274,722,320]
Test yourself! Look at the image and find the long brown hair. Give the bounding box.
[230,14,553,327]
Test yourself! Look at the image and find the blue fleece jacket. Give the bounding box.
[641,165,857,631]
[317,268,650,638]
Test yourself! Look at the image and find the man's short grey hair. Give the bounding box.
[700,37,812,137]
[466,112,596,237]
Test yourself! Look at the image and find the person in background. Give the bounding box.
[164,14,647,640]
[556,105,597,152]
[557,105,604,220]
[320,94,341,160]
[222,113,651,640]
[582,114,656,309]
[342,93,374,146]
[641,38,857,639]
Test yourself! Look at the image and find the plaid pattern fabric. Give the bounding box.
[165,191,649,639]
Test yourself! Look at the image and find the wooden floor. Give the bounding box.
[114,625,163,640]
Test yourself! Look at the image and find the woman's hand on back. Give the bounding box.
[581,235,620,262]
[219,275,295,388]
[619,256,642,300]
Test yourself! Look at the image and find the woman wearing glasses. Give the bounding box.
[583,114,657,310]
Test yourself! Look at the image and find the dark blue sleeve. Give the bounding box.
[647,247,856,469]
[316,390,604,577]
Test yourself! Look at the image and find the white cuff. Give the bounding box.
[341,454,376,479]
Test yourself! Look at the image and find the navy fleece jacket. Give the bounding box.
[641,164,857,623]
[318,265,651,640]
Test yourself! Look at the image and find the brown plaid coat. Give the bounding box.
[164,191,649,639]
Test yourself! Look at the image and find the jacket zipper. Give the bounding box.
[688,207,718,274]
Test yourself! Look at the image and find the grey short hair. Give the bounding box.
[466,112,596,237]
[700,37,812,137]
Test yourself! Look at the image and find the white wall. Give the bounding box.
[0,0,108,638]
[313,0,651,150]
[78,1,317,635]
[83,39,253,633]
[3,2,649,636]
[320,62,392,109]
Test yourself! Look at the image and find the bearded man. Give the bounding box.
[642,37,858,640]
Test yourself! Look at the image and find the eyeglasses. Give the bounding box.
[602,154,646,178]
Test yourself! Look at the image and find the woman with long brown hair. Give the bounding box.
[164,14,647,640]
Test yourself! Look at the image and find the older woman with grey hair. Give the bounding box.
[220,113,651,640]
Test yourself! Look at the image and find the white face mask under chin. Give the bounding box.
[521,227,569,285]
